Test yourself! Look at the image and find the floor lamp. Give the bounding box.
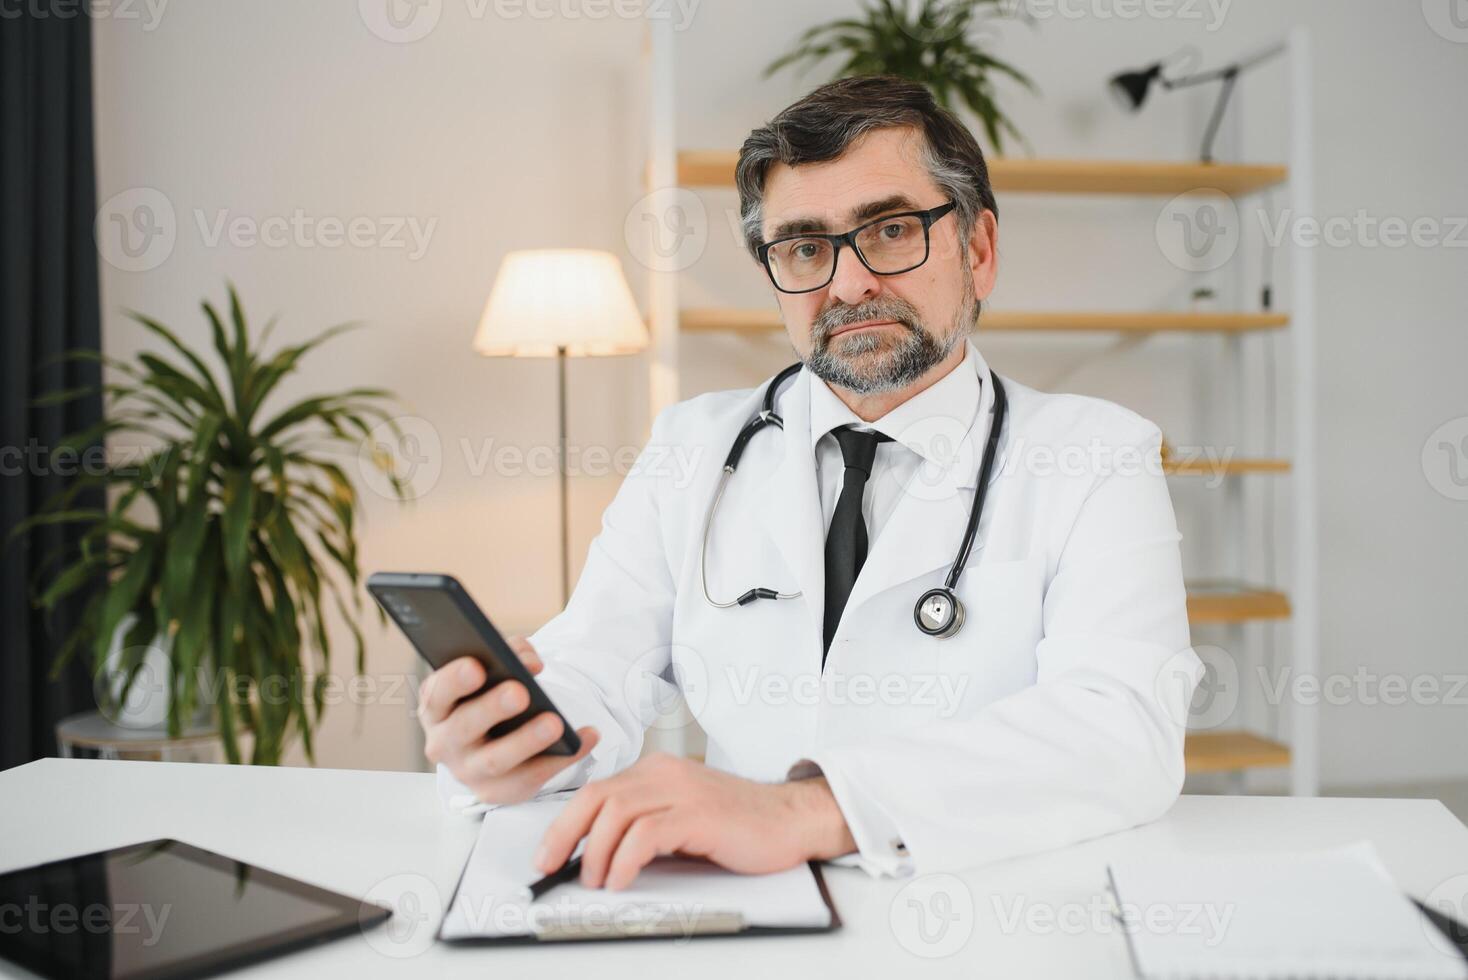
[473,249,649,605]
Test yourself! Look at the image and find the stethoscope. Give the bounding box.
[699,361,1008,639]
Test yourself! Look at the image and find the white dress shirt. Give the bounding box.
[809,344,982,545]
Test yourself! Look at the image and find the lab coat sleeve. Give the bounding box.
[434,407,684,814]
[797,420,1201,875]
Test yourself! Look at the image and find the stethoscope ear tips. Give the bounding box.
[913,587,965,638]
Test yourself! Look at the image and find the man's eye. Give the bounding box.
[795,243,822,260]
[880,222,908,240]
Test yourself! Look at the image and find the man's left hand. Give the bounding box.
[534,753,857,890]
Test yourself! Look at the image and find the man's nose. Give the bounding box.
[826,245,881,306]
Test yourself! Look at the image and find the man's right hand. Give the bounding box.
[418,635,599,805]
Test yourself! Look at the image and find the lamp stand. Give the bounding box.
[556,345,570,607]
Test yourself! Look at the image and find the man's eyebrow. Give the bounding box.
[766,194,923,241]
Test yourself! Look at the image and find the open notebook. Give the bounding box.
[1107,842,1468,980]
[438,793,840,944]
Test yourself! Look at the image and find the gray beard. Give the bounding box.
[803,289,977,396]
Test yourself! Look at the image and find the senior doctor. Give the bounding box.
[419,75,1202,890]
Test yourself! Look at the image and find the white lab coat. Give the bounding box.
[441,341,1201,877]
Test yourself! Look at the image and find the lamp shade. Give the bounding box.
[473,249,648,357]
[1109,63,1163,111]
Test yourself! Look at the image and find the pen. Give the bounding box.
[526,855,584,901]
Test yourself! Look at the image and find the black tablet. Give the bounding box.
[0,838,391,980]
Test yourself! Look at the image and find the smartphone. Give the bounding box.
[367,572,581,756]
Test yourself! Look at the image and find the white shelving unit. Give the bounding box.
[639,25,1318,796]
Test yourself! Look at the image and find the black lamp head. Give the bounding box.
[1109,63,1164,111]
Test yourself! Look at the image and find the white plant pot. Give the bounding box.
[99,614,212,730]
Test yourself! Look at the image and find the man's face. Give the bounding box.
[758,126,998,396]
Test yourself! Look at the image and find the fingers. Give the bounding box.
[423,680,528,766]
[458,711,564,782]
[537,778,611,874]
[445,681,530,748]
[492,726,600,801]
[417,657,486,728]
[505,635,544,676]
[579,794,647,889]
[604,812,683,891]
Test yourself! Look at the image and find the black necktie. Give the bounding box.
[823,426,892,664]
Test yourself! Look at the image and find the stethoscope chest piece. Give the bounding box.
[914,587,965,638]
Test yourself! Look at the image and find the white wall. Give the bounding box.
[93,0,1468,786]
[92,0,650,772]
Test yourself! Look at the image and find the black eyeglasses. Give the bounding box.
[757,201,957,295]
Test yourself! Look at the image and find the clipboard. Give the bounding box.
[437,858,841,946]
[435,795,842,945]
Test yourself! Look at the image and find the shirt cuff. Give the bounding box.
[787,758,913,878]
[435,754,594,818]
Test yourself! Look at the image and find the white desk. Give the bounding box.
[2,758,1465,978]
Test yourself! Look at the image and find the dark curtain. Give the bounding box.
[1,9,103,770]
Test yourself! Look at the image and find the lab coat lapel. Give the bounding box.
[748,370,826,647]
[844,346,1004,613]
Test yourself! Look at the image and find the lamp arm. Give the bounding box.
[1159,41,1287,163]
[1163,40,1288,88]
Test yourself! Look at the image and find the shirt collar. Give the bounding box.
[807,341,982,469]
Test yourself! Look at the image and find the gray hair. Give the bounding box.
[735,75,998,256]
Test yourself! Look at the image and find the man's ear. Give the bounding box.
[968,210,998,301]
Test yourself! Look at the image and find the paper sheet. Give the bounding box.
[1108,841,1468,980]
[438,794,833,941]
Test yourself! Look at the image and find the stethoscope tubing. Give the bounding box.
[700,360,1007,633]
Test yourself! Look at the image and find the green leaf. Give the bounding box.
[35,557,107,610]
[126,310,228,409]
[91,536,160,668]
[30,384,100,407]
[220,470,256,589]
[240,322,363,425]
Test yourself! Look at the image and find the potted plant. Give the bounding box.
[13,286,407,764]
[765,0,1037,154]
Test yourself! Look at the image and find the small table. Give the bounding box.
[55,711,226,763]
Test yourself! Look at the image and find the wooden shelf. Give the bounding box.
[680,308,784,334]
[679,308,1288,335]
[1186,584,1292,625]
[1185,731,1292,774]
[981,311,1290,333]
[990,158,1288,197]
[677,151,1288,197]
[1164,458,1292,477]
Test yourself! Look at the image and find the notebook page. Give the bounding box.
[439,794,832,940]
[1108,842,1468,980]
